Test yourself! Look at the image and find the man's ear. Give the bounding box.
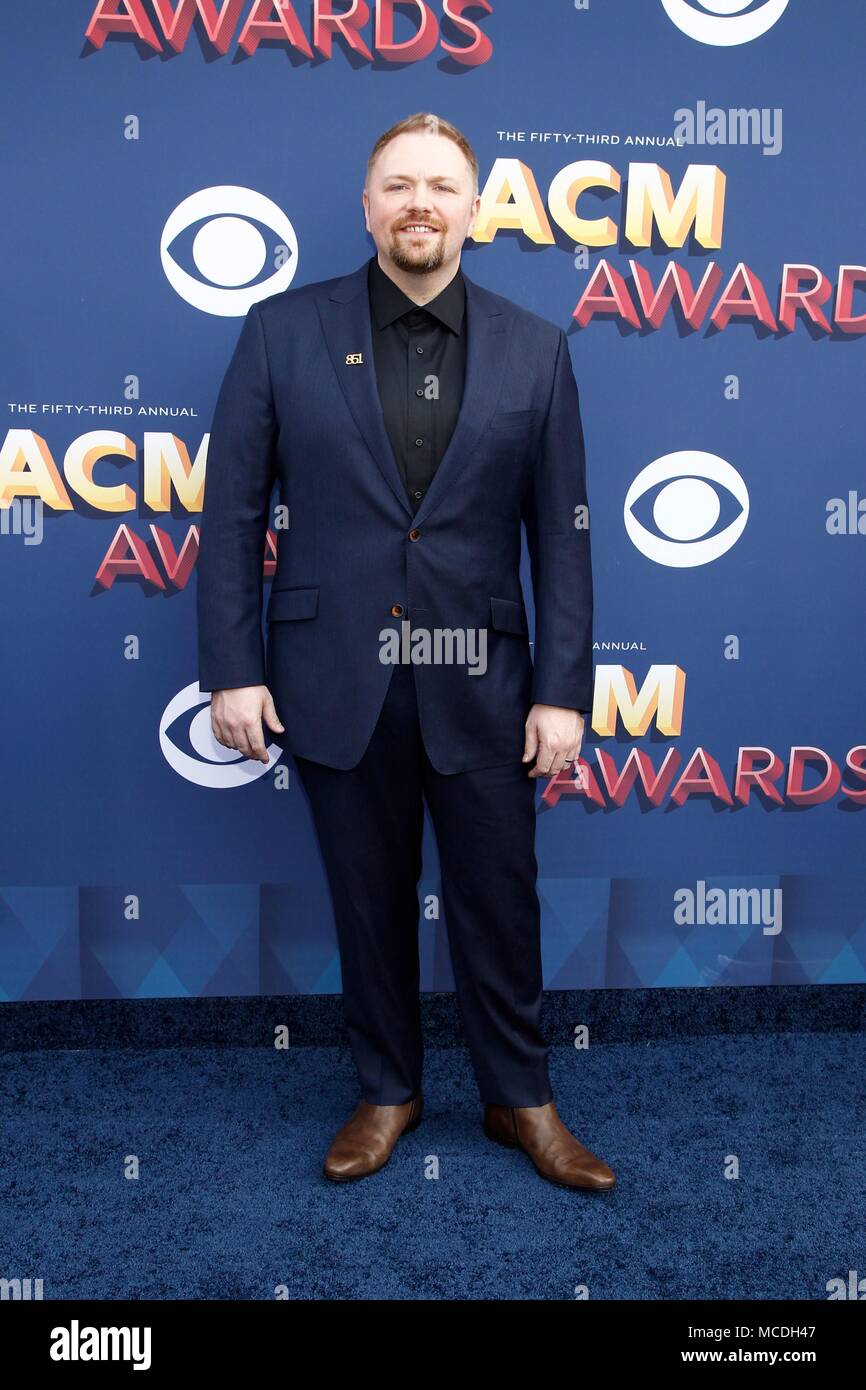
[466,193,481,239]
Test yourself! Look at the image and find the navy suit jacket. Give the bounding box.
[196,256,593,774]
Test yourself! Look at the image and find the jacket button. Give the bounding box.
[408,529,421,541]
[391,603,404,616]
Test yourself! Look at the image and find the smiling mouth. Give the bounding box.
[400,224,440,235]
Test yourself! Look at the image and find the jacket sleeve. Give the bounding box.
[521,328,594,715]
[196,302,277,693]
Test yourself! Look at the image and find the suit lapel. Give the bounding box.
[315,257,510,527]
[315,260,409,516]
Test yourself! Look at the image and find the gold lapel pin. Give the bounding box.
[345,352,364,365]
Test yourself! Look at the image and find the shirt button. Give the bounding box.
[415,388,424,397]
[390,603,404,616]
[414,438,423,447]
[408,529,421,542]
[415,346,424,354]
[413,490,423,499]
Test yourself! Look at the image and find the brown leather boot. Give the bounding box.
[323,1093,423,1182]
[483,1100,615,1191]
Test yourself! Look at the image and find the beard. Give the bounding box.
[387,225,446,274]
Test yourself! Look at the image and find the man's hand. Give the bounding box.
[523,703,584,779]
[210,685,285,765]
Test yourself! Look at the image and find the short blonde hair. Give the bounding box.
[366,112,479,195]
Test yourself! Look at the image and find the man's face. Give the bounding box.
[363,130,479,276]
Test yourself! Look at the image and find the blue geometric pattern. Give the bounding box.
[1,879,864,1000]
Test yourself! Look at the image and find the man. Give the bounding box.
[197,112,614,1192]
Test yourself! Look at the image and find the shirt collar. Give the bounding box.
[368,253,465,335]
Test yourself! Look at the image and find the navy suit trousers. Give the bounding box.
[293,659,554,1108]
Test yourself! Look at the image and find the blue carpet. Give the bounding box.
[1,1031,863,1300]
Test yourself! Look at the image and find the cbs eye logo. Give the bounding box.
[160,186,299,316]
[660,0,790,46]
[159,682,282,788]
[624,450,749,567]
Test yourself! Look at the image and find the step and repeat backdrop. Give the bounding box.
[2,0,864,1002]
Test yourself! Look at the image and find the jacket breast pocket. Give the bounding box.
[489,408,537,432]
[489,596,529,636]
[266,585,319,622]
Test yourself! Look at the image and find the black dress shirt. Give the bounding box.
[367,254,466,516]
